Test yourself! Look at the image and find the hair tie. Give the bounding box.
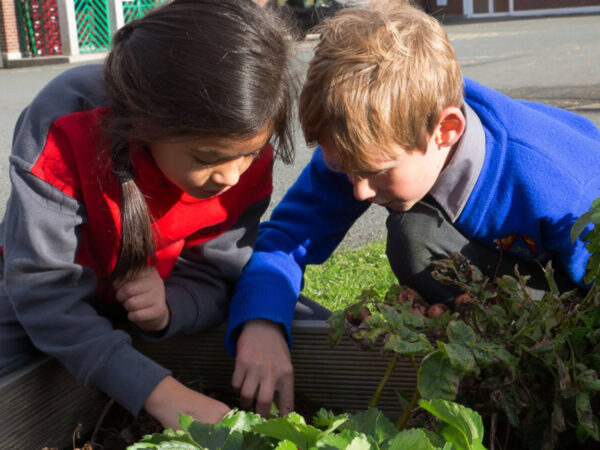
[113,167,134,184]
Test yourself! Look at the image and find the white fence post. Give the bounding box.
[56,0,79,57]
[108,0,125,35]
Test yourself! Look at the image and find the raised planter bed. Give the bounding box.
[0,319,416,449]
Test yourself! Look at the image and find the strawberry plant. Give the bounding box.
[128,398,485,449]
[329,198,600,450]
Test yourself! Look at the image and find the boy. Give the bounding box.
[226,2,600,417]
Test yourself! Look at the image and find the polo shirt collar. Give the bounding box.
[429,103,486,223]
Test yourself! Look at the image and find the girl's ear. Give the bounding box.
[435,107,466,149]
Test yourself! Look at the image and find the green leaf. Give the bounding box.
[187,422,231,449]
[132,429,199,448]
[394,389,411,412]
[529,339,555,354]
[178,414,195,431]
[379,305,406,331]
[447,321,476,345]
[497,390,520,427]
[385,429,435,450]
[576,391,599,439]
[419,429,447,448]
[275,440,297,450]
[328,309,348,346]
[578,369,600,392]
[253,414,320,448]
[418,351,461,400]
[419,399,486,450]
[469,346,494,369]
[437,342,475,373]
[439,425,475,450]
[317,430,371,449]
[470,342,516,370]
[346,434,377,450]
[571,198,600,242]
[312,408,349,430]
[145,443,202,450]
[346,409,398,444]
[385,334,432,356]
[220,410,265,432]
[551,400,566,433]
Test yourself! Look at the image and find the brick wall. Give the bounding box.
[514,0,600,10]
[0,0,20,54]
[414,0,464,16]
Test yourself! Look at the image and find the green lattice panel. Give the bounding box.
[75,0,111,53]
[123,0,164,23]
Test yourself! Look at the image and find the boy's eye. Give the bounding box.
[351,168,389,180]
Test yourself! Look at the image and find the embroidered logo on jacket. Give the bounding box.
[495,234,539,258]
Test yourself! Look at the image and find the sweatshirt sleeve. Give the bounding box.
[546,174,600,288]
[225,148,371,355]
[138,196,271,341]
[1,162,170,416]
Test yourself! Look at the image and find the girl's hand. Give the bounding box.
[145,376,231,429]
[232,319,294,417]
[114,266,169,331]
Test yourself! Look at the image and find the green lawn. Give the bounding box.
[301,239,397,311]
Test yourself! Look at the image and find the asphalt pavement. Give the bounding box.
[1,12,599,249]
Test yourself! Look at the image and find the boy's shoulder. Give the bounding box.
[463,77,600,143]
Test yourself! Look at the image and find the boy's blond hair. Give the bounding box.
[299,1,463,172]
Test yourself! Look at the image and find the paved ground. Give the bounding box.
[1,12,599,248]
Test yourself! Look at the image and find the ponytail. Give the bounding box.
[108,139,156,284]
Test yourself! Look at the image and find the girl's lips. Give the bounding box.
[195,186,230,198]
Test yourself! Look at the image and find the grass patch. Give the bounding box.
[301,239,397,311]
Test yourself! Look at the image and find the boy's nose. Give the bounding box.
[211,158,243,187]
[352,177,377,201]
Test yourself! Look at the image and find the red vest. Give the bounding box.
[31,107,273,298]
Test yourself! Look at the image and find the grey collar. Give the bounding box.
[429,103,486,223]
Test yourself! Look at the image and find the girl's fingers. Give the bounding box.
[115,280,147,303]
[123,294,156,312]
[127,304,165,323]
[114,267,159,302]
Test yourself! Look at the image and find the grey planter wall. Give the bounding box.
[1,320,417,449]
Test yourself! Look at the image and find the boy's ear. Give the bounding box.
[434,107,465,149]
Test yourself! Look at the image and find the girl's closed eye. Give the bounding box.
[192,155,217,168]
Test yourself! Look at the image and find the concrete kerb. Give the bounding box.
[1,52,107,69]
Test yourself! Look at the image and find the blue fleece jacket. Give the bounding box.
[225,78,600,354]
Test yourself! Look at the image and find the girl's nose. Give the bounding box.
[211,157,244,187]
[351,176,377,201]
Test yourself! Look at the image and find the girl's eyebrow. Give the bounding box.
[191,144,265,160]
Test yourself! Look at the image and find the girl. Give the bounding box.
[0,0,296,429]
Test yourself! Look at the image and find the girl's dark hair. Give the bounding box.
[103,0,297,283]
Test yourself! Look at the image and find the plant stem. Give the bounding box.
[395,355,422,430]
[369,353,398,408]
[490,412,497,450]
[396,387,420,430]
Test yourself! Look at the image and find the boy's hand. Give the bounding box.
[232,319,294,417]
[145,376,230,429]
[114,266,169,331]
